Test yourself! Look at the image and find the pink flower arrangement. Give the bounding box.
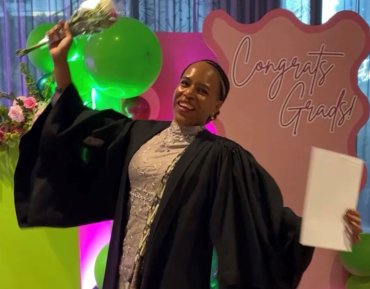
[0,94,47,151]
[7,96,39,123]
[0,62,53,152]
[15,96,37,109]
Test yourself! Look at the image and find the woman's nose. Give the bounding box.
[183,86,195,98]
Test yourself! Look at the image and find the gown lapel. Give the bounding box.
[140,130,214,287]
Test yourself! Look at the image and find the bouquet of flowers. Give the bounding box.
[0,63,50,152]
[16,0,117,56]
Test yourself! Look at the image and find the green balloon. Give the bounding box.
[340,233,370,276]
[36,73,56,100]
[94,244,109,289]
[210,249,219,289]
[69,58,94,101]
[87,89,123,112]
[84,17,162,99]
[32,36,91,101]
[69,36,95,99]
[346,275,370,289]
[26,23,78,73]
[27,24,54,73]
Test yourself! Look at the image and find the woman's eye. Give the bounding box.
[198,87,208,95]
[180,80,189,87]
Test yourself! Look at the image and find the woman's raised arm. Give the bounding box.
[47,21,72,91]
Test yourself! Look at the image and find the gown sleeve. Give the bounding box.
[209,144,314,289]
[14,84,133,228]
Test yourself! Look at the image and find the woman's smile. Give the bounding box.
[176,100,195,112]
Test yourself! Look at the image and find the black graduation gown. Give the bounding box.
[14,84,314,289]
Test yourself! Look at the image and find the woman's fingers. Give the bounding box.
[63,21,72,38]
[47,21,69,46]
[47,24,62,47]
[346,208,360,217]
[46,20,73,58]
[344,209,363,243]
[345,209,362,227]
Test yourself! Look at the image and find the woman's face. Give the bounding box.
[173,62,224,127]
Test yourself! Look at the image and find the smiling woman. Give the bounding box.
[174,61,226,127]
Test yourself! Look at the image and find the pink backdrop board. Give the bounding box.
[79,10,370,289]
[203,9,370,289]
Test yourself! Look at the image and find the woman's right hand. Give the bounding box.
[47,21,73,64]
[47,21,73,90]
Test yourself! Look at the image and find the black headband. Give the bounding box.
[181,59,230,101]
[202,60,230,101]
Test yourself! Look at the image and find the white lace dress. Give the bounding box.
[118,121,203,289]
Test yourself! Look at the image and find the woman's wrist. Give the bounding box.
[53,61,72,91]
[52,56,68,66]
[55,86,66,93]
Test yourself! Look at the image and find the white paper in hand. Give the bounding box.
[300,147,364,252]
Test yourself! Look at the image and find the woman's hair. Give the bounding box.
[181,59,230,101]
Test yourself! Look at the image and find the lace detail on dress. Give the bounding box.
[117,121,202,289]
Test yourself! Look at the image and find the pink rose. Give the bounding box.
[0,129,4,142]
[22,96,37,109]
[14,96,37,109]
[8,105,25,123]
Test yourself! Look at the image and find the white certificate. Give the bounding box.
[300,147,364,252]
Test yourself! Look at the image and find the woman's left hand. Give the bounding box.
[344,209,363,243]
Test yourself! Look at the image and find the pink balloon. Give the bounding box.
[122,97,151,120]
